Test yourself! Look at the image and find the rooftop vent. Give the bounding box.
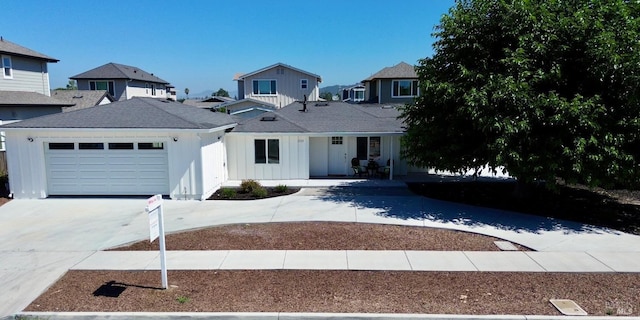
[299,94,308,112]
[260,116,277,121]
[315,103,329,107]
[72,95,83,99]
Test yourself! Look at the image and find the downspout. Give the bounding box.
[389,137,394,180]
[377,80,381,104]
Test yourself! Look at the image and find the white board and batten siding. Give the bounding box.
[243,68,319,108]
[226,134,309,180]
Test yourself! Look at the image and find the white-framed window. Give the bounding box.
[301,79,308,89]
[2,55,12,79]
[252,80,277,95]
[0,131,5,151]
[392,80,419,98]
[331,136,343,145]
[152,84,156,95]
[354,89,365,102]
[89,80,115,96]
[254,139,280,164]
[356,136,381,161]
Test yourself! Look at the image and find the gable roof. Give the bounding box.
[70,62,169,84]
[363,62,417,81]
[1,97,236,130]
[219,98,276,110]
[0,38,59,62]
[50,90,115,112]
[0,91,73,106]
[232,101,404,134]
[234,63,322,82]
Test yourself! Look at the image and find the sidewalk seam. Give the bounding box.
[461,251,480,271]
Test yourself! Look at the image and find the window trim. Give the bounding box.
[254,138,280,164]
[252,79,277,96]
[2,55,13,79]
[391,80,419,98]
[89,80,115,96]
[300,79,308,90]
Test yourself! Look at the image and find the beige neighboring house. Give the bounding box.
[70,62,171,101]
[50,90,115,112]
[234,63,321,109]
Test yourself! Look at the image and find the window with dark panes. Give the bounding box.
[369,136,381,160]
[79,143,104,150]
[48,143,75,150]
[357,137,368,160]
[138,142,164,150]
[255,139,280,164]
[255,139,266,163]
[108,143,134,150]
[267,139,279,164]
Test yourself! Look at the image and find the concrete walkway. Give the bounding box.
[2,178,640,318]
[75,249,640,272]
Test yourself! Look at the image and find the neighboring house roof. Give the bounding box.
[363,62,417,81]
[50,90,115,112]
[0,91,73,107]
[219,98,276,110]
[70,62,169,84]
[0,37,59,62]
[203,96,235,103]
[234,62,322,82]
[232,101,404,134]
[1,97,236,130]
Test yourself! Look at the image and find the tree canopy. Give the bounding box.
[401,0,640,188]
[213,88,230,97]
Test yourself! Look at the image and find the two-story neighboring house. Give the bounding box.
[0,38,74,151]
[362,62,418,104]
[234,63,321,109]
[70,62,170,101]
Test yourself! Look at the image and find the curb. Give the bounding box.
[12,312,640,320]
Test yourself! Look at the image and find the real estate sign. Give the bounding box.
[145,194,168,289]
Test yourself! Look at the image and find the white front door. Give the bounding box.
[328,136,346,175]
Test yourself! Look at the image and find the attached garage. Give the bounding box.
[44,141,169,195]
[1,98,237,199]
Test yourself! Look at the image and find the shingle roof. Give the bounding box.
[0,91,73,106]
[232,101,404,134]
[50,90,115,112]
[1,97,237,130]
[234,62,322,82]
[363,62,417,81]
[70,62,169,84]
[0,38,59,62]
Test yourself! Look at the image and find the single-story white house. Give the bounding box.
[1,97,236,200]
[225,101,409,180]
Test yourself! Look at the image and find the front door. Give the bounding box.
[328,136,346,175]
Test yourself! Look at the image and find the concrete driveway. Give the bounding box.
[2,184,640,317]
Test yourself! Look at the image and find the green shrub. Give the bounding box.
[240,179,262,193]
[274,184,288,193]
[220,187,236,199]
[251,186,268,198]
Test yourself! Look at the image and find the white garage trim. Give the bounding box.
[44,141,169,196]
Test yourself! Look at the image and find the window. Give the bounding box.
[331,136,343,145]
[48,143,75,150]
[255,139,279,164]
[354,89,365,102]
[0,132,4,151]
[138,142,164,150]
[252,80,277,95]
[89,81,115,96]
[301,79,308,89]
[152,84,156,95]
[2,55,12,79]
[392,80,419,98]
[79,143,104,150]
[145,83,149,94]
[357,136,381,160]
[108,143,134,150]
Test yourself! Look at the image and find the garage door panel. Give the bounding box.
[45,142,169,196]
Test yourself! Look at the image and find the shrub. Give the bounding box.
[251,186,268,198]
[240,179,262,193]
[274,184,288,193]
[220,188,236,199]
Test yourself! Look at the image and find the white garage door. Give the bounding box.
[45,142,169,196]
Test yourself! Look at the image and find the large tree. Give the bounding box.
[401,0,640,188]
[213,88,230,97]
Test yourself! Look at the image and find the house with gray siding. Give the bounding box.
[363,62,419,104]
[71,62,171,101]
[234,63,321,109]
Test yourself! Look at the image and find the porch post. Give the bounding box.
[389,136,394,180]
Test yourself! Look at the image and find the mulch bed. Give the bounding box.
[208,187,300,200]
[25,270,640,315]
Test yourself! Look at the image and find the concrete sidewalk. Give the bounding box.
[74,250,640,273]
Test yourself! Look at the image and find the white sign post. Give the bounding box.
[146,194,168,289]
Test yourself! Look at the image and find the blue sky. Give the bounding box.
[2,0,455,97]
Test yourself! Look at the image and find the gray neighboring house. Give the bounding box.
[1,97,237,200]
[183,96,236,109]
[50,90,115,112]
[225,101,409,180]
[363,62,419,104]
[70,62,171,101]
